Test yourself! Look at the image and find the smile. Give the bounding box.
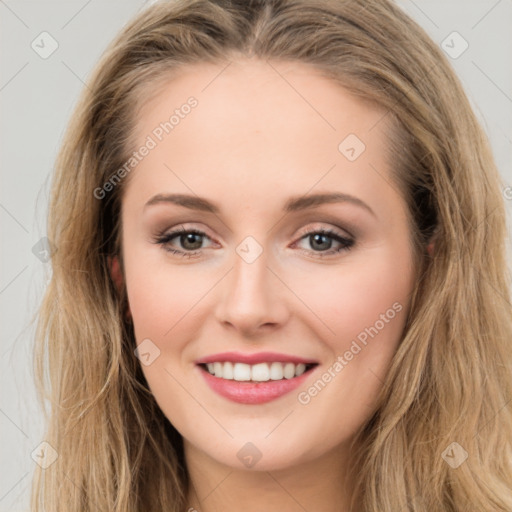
[200,361,316,381]
[195,352,319,404]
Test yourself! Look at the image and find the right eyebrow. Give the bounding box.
[144,193,220,213]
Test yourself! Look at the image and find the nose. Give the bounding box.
[214,247,289,337]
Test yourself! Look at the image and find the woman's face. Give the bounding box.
[117,59,416,471]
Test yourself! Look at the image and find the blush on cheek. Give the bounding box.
[305,278,405,342]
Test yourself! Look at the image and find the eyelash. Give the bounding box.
[152,226,355,259]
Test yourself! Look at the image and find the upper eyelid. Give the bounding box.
[162,223,348,236]
[160,224,352,247]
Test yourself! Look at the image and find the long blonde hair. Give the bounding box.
[31,0,512,510]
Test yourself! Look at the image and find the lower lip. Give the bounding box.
[198,366,314,404]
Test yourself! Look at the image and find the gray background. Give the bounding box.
[1,0,511,510]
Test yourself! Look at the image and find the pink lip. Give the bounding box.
[195,351,317,365]
[198,365,316,404]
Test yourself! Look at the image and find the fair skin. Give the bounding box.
[112,58,417,511]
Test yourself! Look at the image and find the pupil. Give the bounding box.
[182,233,202,250]
[311,233,331,251]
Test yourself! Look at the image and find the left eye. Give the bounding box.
[153,226,354,258]
[294,229,354,255]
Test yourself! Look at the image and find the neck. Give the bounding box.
[184,439,358,512]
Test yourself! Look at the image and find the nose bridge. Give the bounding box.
[214,239,287,333]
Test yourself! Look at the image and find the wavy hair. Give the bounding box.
[31,0,512,510]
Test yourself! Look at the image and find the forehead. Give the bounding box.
[131,58,389,148]
[123,58,402,221]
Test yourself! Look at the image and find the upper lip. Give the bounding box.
[195,351,318,365]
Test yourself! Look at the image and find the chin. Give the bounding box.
[189,433,318,472]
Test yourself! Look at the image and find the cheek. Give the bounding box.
[290,262,411,445]
[284,250,412,349]
[125,259,207,341]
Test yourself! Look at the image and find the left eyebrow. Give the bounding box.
[284,192,376,218]
[143,191,376,218]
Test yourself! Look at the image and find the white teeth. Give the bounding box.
[222,361,234,380]
[283,362,295,379]
[204,361,312,381]
[269,362,283,380]
[213,362,223,378]
[251,363,270,382]
[233,362,251,381]
[295,363,306,377]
